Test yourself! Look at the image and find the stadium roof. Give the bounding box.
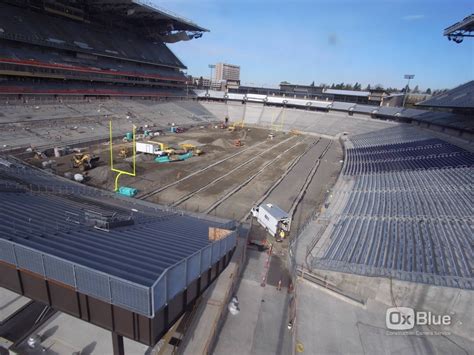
[85,0,209,34]
[323,89,370,97]
[417,80,474,109]
[3,0,209,40]
[444,14,474,41]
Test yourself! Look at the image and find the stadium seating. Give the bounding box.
[0,3,184,68]
[311,126,474,289]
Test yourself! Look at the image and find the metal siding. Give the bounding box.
[211,242,220,264]
[44,255,75,286]
[110,278,150,315]
[167,260,186,299]
[152,274,166,312]
[201,245,212,273]
[15,245,44,275]
[186,251,201,284]
[74,266,111,301]
[0,238,16,264]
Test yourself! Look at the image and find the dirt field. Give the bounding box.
[22,124,342,239]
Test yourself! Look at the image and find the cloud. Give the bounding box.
[402,14,425,21]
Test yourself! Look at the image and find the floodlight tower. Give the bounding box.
[208,64,216,94]
[402,74,415,108]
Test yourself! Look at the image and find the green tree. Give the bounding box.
[310,81,315,87]
[413,85,420,93]
[365,84,371,91]
[426,88,432,95]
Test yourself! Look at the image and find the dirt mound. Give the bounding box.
[180,139,204,147]
[212,138,234,149]
[86,165,111,185]
[197,136,214,144]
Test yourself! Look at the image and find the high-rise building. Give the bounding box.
[214,63,240,82]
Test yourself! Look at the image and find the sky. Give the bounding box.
[157,0,473,91]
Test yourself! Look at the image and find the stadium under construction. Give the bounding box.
[0,1,473,355]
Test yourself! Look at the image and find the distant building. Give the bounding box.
[228,82,389,105]
[192,76,211,88]
[215,63,240,82]
[383,93,432,107]
[279,83,323,97]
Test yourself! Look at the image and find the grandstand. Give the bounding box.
[0,157,236,346]
[0,0,207,99]
[307,125,473,290]
[199,87,474,139]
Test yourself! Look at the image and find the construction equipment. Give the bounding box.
[123,132,133,142]
[228,119,244,132]
[220,115,230,129]
[180,144,204,156]
[70,153,100,171]
[136,141,174,156]
[155,151,193,163]
[234,139,242,147]
[118,147,129,159]
[170,126,186,133]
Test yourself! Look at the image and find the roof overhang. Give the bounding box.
[444,14,474,43]
[79,0,209,41]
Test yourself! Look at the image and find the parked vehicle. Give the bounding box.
[251,203,291,239]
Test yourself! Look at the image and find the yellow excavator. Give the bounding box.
[228,119,244,132]
[70,153,100,171]
[180,144,204,156]
[118,147,129,159]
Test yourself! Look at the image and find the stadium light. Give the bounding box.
[207,64,216,94]
[402,74,415,108]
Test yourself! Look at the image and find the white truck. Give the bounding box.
[136,141,170,156]
[251,203,291,240]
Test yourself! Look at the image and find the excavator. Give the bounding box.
[118,147,129,159]
[180,144,204,156]
[228,119,244,132]
[70,153,100,171]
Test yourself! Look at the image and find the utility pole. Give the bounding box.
[402,74,415,108]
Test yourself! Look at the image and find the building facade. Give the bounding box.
[214,63,240,82]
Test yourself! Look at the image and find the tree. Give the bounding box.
[426,88,432,95]
[310,81,315,87]
[364,84,371,91]
[330,83,336,89]
[354,82,361,91]
[413,85,420,93]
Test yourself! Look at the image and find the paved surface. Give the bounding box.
[266,138,327,211]
[296,278,474,355]
[0,288,30,322]
[213,249,292,355]
[13,312,149,354]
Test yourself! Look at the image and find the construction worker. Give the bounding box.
[279,230,286,240]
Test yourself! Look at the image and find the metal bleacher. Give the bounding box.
[311,126,474,289]
[0,157,237,316]
[0,3,184,68]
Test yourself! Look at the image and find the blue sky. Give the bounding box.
[158,0,473,90]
